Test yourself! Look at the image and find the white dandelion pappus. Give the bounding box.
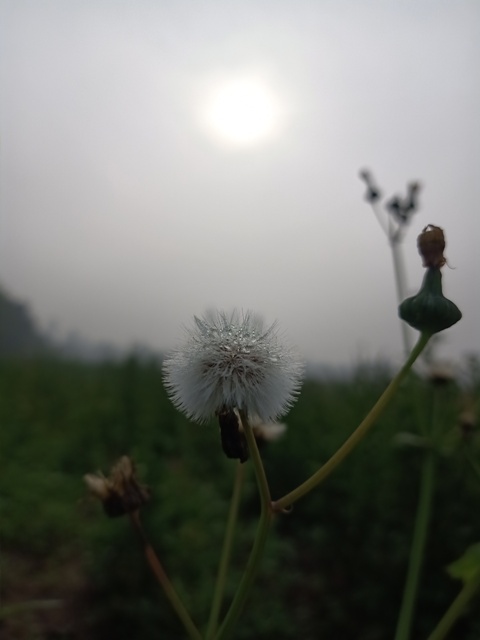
[162,310,303,423]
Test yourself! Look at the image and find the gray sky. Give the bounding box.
[1,0,479,367]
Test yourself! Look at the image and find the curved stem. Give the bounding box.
[129,512,202,640]
[273,332,431,512]
[426,573,480,640]
[215,412,274,640]
[205,462,246,640]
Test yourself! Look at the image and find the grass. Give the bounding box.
[1,354,480,639]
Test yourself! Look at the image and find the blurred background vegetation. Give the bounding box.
[1,286,480,639]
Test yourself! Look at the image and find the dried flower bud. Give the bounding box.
[218,409,249,463]
[417,225,447,268]
[84,456,150,518]
[405,182,421,214]
[387,197,406,224]
[386,182,421,225]
[359,169,382,203]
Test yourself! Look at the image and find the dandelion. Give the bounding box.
[162,310,303,425]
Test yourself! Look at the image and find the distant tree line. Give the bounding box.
[0,286,161,362]
[0,286,49,358]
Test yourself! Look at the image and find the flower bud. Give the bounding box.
[417,225,446,268]
[399,267,462,334]
[84,456,150,518]
[359,169,382,203]
[218,409,249,463]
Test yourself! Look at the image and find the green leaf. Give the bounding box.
[447,543,480,584]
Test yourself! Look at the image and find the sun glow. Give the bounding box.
[202,77,283,147]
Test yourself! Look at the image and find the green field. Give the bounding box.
[1,355,480,639]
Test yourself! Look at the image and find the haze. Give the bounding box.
[1,1,479,367]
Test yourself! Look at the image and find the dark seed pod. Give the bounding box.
[218,409,249,463]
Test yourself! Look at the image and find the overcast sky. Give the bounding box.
[1,1,479,367]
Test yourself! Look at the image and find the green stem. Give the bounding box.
[393,448,436,640]
[239,410,272,508]
[390,238,413,356]
[426,572,480,640]
[205,462,246,640]
[215,412,274,640]
[129,512,202,640]
[273,332,431,512]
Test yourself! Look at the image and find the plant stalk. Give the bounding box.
[393,448,436,640]
[390,237,413,356]
[205,462,246,639]
[215,412,274,640]
[273,332,431,512]
[426,572,480,640]
[129,512,202,640]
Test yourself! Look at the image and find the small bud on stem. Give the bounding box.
[399,226,461,335]
[84,456,150,518]
[417,225,447,268]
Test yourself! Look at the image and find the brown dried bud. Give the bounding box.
[359,169,382,202]
[218,409,249,463]
[417,225,447,268]
[84,456,150,518]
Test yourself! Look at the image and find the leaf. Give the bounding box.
[447,543,480,584]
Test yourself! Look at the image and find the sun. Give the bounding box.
[202,77,283,147]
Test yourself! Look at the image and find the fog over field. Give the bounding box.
[1,1,479,366]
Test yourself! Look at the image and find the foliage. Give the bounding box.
[1,355,480,639]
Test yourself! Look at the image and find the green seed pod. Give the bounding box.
[399,267,462,334]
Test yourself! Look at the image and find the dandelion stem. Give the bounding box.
[129,512,202,640]
[239,410,272,507]
[205,462,246,640]
[215,412,274,640]
[272,331,431,512]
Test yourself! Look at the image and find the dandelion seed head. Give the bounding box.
[163,310,303,423]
